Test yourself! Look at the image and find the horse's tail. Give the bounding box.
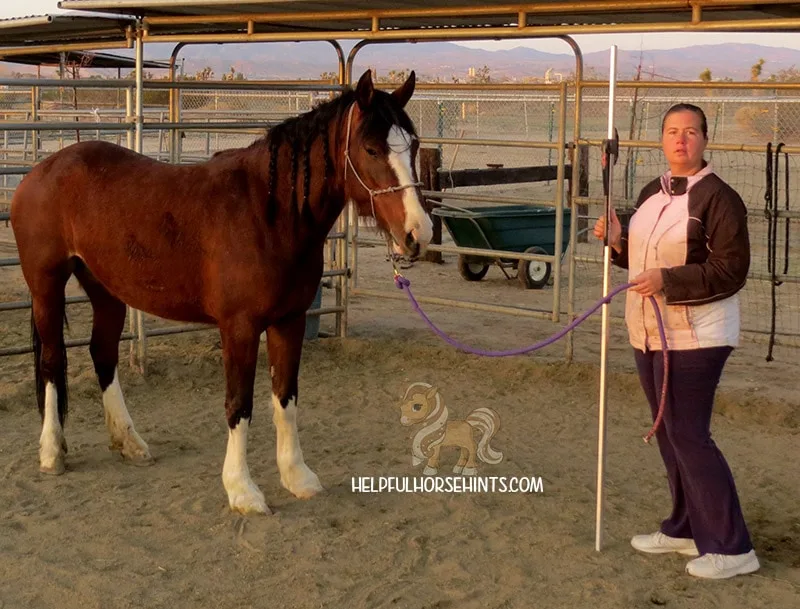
[466,407,503,465]
[30,305,69,423]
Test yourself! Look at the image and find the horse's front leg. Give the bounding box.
[220,316,269,515]
[266,314,324,499]
[424,445,442,476]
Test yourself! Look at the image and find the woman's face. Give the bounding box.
[661,110,707,175]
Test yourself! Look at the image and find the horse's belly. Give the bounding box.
[77,253,213,324]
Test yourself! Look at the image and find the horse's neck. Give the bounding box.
[252,116,349,248]
[304,114,350,233]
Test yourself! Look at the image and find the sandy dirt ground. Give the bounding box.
[0,223,798,609]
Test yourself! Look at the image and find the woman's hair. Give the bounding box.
[661,103,708,139]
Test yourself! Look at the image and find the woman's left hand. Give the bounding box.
[631,269,664,296]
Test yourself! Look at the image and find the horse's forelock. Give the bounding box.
[357,89,417,145]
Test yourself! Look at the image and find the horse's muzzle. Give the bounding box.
[405,231,421,259]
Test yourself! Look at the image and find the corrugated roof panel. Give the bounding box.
[53,1,800,37]
[0,14,133,46]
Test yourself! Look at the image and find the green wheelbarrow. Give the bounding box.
[431,202,574,289]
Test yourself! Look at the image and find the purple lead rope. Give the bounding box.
[393,274,669,443]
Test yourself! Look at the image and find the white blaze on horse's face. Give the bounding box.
[386,126,433,253]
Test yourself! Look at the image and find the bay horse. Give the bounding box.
[10,69,432,515]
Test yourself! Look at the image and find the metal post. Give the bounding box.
[133,26,147,374]
[31,86,40,162]
[596,45,618,553]
[562,34,583,364]
[551,82,567,322]
[336,67,349,338]
[125,84,137,370]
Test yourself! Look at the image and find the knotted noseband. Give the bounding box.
[343,102,423,220]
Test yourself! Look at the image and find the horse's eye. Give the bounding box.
[366,147,378,157]
[412,403,422,411]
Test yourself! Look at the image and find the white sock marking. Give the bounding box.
[272,394,323,498]
[103,368,151,462]
[387,125,433,246]
[222,418,268,514]
[39,382,64,473]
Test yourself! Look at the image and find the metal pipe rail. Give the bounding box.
[580,80,800,91]
[422,190,560,208]
[0,332,137,358]
[0,122,131,132]
[0,167,32,176]
[351,288,556,322]
[0,78,342,92]
[357,236,558,265]
[419,137,565,150]
[141,306,344,339]
[579,138,800,155]
[140,121,272,131]
[0,295,90,312]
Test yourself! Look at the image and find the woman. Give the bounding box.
[594,103,759,579]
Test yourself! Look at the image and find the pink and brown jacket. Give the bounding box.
[612,163,750,351]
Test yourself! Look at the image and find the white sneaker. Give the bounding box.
[686,550,760,579]
[631,531,699,556]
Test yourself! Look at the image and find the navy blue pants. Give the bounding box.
[634,346,753,555]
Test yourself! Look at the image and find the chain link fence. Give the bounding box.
[2,80,800,347]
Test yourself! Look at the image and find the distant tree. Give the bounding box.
[767,66,800,82]
[221,65,245,81]
[699,68,712,82]
[751,58,765,81]
[471,65,491,83]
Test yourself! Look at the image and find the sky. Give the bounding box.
[5,0,800,55]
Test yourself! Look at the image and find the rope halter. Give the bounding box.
[343,102,423,221]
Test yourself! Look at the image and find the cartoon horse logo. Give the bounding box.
[399,382,503,476]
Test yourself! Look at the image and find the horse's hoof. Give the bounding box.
[112,432,153,465]
[126,452,155,467]
[39,456,65,475]
[280,465,324,499]
[423,466,438,476]
[228,489,271,515]
[452,464,464,474]
[461,467,478,476]
[120,445,154,466]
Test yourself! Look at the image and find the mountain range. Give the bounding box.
[2,41,800,82]
[170,41,800,82]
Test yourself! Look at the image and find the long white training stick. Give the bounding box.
[596,44,618,553]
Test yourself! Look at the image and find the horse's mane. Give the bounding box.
[247,85,417,224]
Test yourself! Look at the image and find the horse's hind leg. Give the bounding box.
[74,263,151,464]
[265,315,323,499]
[31,281,70,475]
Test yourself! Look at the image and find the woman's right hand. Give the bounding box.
[593,207,622,252]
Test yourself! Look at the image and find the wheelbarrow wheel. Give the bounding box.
[518,246,551,290]
[458,255,490,281]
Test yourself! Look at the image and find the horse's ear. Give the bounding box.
[392,70,416,108]
[425,384,438,401]
[355,69,374,110]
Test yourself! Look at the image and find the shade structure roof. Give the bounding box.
[0,2,797,58]
[1,49,169,69]
[52,0,800,41]
[0,13,133,45]
[0,13,133,58]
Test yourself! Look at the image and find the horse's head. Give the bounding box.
[343,69,433,258]
[399,382,439,426]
